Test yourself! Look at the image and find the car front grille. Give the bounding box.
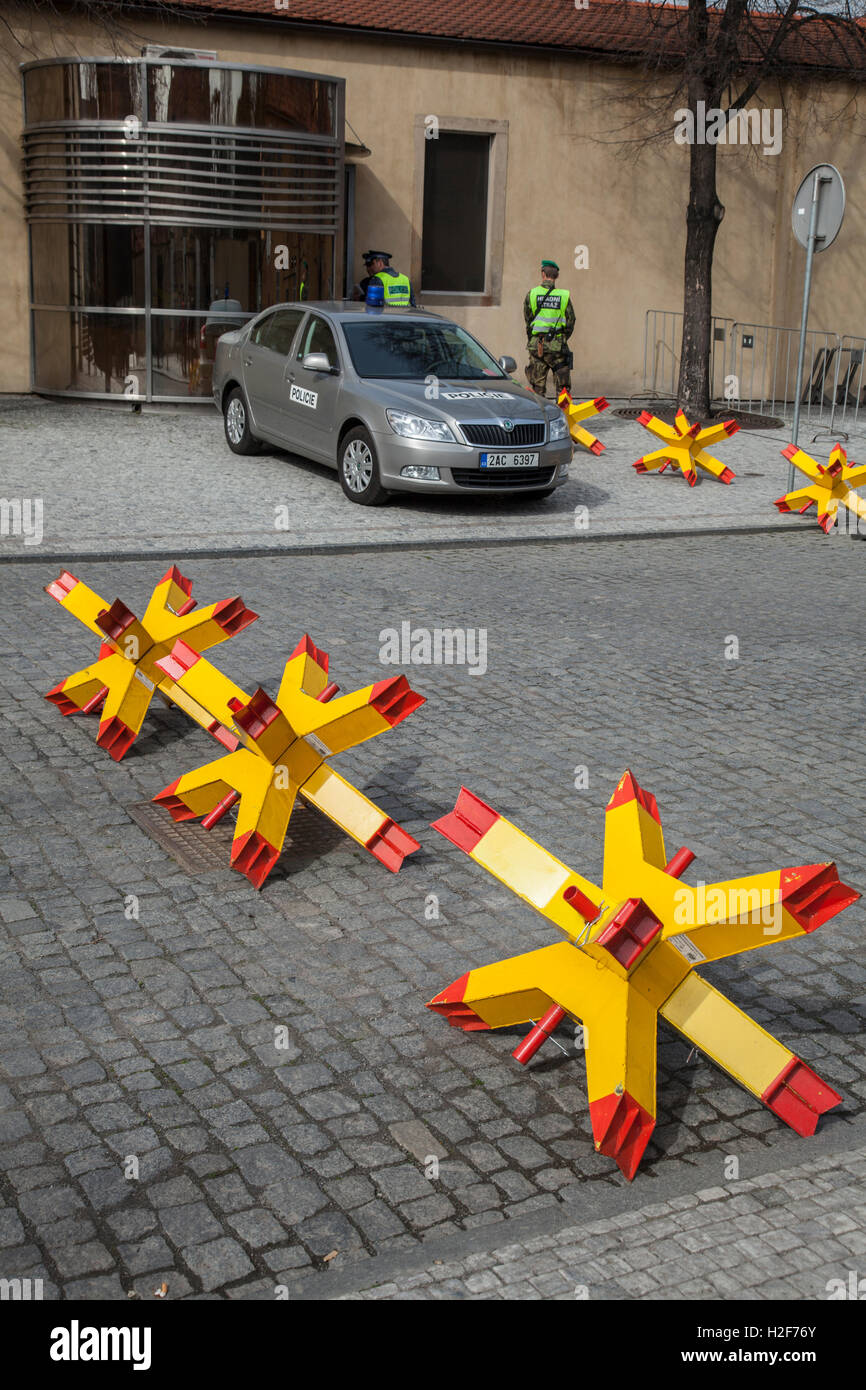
[460,422,545,447]
[451,466,556,489]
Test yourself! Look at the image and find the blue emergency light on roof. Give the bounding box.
[365,281,385,307]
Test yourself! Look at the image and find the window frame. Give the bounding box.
[296,313,341,370]
[256,307,306,356]
[411,115,508,308]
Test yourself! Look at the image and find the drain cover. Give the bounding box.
[128,799,346,879]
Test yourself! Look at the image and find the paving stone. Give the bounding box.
[232,1143,302,1189]
[159,1202,223,1247]
[181,1237,255,1292]
[389,1119,448,1163]
[227,1209,287,1248]
[118,1235,176,1275]
[372,1164,431,1204]
[149,1177,202,1209]
[261,1178,328,1227]
[294,1210,365,1256]
[399,1194,457,1228]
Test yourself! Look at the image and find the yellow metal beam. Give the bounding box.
[428,770,857,1179]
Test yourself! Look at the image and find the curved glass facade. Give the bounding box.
[22,57,345,399]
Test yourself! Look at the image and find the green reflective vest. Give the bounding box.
[375,271,413,307]
[529,285,570,336]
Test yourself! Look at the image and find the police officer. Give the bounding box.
[524,259,575,396]
[359,250,416,306]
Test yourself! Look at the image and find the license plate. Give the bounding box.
[479,452,539,468]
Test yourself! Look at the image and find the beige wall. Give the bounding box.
[1,3,863,397]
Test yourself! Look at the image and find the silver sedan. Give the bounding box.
[213,302,572,505]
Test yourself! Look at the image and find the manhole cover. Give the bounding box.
[127,799,346,880]
[614,405,785,430]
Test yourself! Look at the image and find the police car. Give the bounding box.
[213,301,572,505]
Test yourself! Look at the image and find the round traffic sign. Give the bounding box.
[791,164,845,252]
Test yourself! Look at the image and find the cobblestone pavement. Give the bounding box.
[330,1139,866,1300]
[0,533,864,1299]
[3,395,853,561]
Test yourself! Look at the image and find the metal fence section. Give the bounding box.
[643,310,733,402]
[834,336,866,432]
[726,322,843,430]
[644,312,866,437]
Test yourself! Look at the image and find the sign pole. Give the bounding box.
[789,172,825,489]
[787,164,845,492]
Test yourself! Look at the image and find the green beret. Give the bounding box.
[541,259,559,271]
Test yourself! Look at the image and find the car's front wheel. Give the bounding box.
[224,387,261,456]
[338,426,389,505]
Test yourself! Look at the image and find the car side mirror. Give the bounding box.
[302,352,336,374]
[498,355,517,373]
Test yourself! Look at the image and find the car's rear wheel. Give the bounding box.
[339,427,389,505]
[224,387,261,456]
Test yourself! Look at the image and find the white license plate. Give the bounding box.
[479,452,539,468]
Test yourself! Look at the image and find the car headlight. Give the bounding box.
[548,413,570,442]
[386,410,456,443]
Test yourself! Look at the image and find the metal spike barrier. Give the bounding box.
[632,408,739,486]
[45,567,423,890]
[556,389,610,455]
[775,441,866,533]
[428,770,859,1181]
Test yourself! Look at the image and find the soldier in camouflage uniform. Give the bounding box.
[524,259,576,396]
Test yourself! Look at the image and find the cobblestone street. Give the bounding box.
[330,1140,866,1301]
[0,395,844,561]
[0,533,864,1299]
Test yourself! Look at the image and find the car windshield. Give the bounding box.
[341,320,505,380]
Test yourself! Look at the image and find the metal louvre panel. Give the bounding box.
[460,422,546,447]
[23,124,341,229]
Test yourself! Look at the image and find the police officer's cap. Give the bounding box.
[541,259,559,272]
[362,250,392,263]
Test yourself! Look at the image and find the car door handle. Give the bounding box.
[243,356,252,367]
[285,371,295,383]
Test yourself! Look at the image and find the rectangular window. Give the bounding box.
[421,132,491,294]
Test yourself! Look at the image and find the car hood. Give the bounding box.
[358,377,550,422]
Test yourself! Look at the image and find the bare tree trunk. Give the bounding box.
[676,0,725,417]
[678,136,724,415]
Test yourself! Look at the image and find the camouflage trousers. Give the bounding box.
[525,338,571,396]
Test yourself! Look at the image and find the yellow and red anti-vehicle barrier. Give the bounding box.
[775,442,866,534]
[45,568,424,889]
[633,409,739,486]
[428,771,858,1180]
[45,566,257,760]
[154,634,423,889]
[556,390,609,455]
